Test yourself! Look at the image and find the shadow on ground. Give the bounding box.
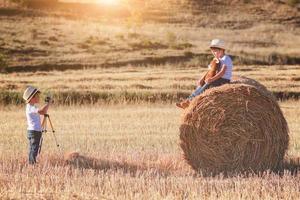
[42,152,300,178]
[277,157,300,176]
[62,152,176,177]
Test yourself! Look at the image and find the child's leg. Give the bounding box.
[176,99,190,109]
[208,78,230,88]
[27,131,41,164]
[188,83,210,100]
[176,83,211,109]
[32,132,41,160]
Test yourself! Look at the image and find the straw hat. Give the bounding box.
[210,39,225,50]
[23,86,40,103]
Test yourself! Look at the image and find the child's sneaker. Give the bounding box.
[176,99,190,109]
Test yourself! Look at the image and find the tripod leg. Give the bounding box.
[38,115,47,155]
[38,135,43,154]
[42,115,47,133]
[47,116,55,132]
[41,116,45,132]
[47,115,60,147]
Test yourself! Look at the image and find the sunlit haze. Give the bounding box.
[59,0,120,5]
[97,0,120,5]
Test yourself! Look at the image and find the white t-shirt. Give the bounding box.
[220,55,233,80]
[26,104,41,131]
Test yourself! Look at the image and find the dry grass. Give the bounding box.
[1,65,300,105]
[0,0,299,105]
[0,102,300,199]
[0,5,299,70]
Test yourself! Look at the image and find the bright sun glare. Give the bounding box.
[97,0,119,6]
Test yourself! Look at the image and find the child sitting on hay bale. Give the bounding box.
[176,39,233,109]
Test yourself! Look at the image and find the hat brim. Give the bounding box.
[25,90,40,103]
[210,45,225,50]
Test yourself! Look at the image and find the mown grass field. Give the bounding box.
[0,0,300,199]
[0,0,299,73]
[1,64,300,105]
[0,101,300,199]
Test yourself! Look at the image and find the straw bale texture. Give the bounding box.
[179,77,289,175]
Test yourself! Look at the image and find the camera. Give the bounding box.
[44,96,52,103]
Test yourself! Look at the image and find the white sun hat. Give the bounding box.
[210,39,225,50]
[23,86,40,103]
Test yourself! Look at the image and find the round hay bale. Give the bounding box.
[179,78,289,175]
[231,76,275,100]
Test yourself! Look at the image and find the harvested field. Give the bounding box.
[1,65,300,105]
[0,102,300,199]
[0,1,299,72]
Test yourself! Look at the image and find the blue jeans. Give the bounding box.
[188,83,209,100]
[27,130,42,164]
[188,78,230,100]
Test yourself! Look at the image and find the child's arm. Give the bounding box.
[38,103,50,115]
[197,73,207,86]
[206,64,226,83]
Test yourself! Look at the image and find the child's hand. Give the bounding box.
[196,79,202,86]
[197,78,205,86]
[205,78,213,84]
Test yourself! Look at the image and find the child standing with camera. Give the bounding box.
[23,86,51,164]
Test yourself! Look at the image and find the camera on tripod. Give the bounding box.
[44,95,53,103]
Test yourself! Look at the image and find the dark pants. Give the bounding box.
[27,130,42,164]
[188,78,230,100]
[208,78,230,88]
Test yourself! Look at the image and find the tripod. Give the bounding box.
[38,114,60,154]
